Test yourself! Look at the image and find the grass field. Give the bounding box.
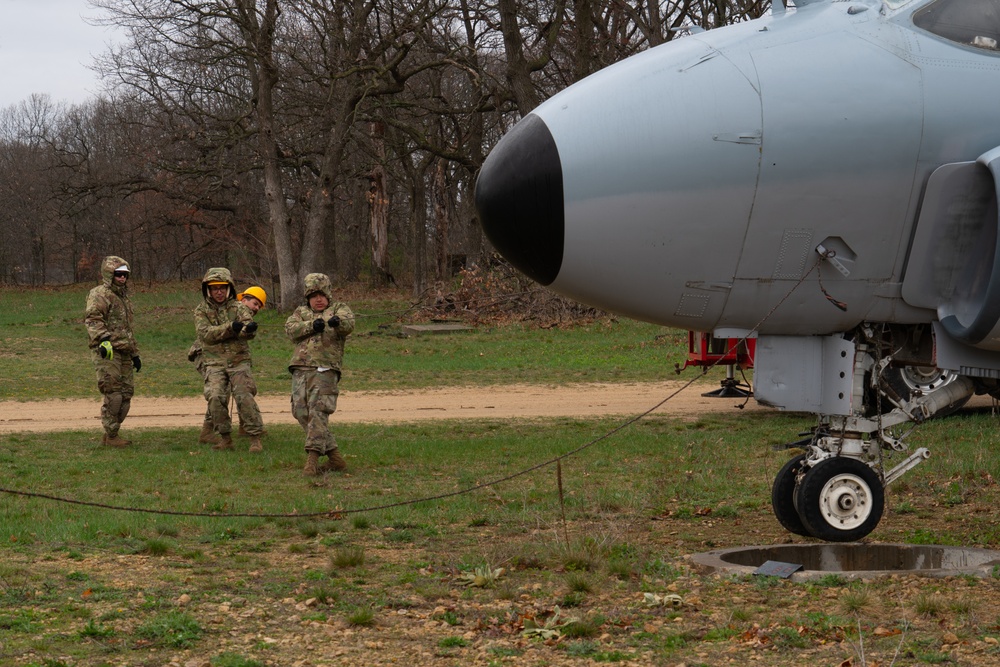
[2,283,1000,667]
[0,281,695,400]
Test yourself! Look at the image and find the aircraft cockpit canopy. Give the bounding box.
[913,0,1000,51]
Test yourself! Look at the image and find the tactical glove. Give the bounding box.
[232,320,244,334]
[328,315,341,328]
[132,356,142,372]
[98,340,114,360]
[312,319,326,333]
[245,321,258,334]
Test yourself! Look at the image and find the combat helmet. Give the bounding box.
[100,256,130,286]
[303,273,333,302]
[201,267,237,301]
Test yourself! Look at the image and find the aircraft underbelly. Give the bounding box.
[542,39,762,328]
[720,32,923,334]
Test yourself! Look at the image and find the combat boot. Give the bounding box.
[212,433,235,451]
[321,450,347,472]
[303,451,320,476]
[248,436,263,453]
[103,433,131,448]
[198,421,220,444]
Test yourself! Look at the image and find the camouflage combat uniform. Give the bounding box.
[188,341,222,440]
[85,255,140,441]
[193,267,264,442]
[284,273,355,469]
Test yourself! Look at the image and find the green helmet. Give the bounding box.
[303,273,333,302]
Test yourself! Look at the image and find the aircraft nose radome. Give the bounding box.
[475,114,564,286]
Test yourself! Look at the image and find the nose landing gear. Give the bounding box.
[770,332,975,542]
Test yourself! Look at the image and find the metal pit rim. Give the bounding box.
[689,543,1000,581]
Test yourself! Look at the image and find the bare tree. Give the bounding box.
[0,96,74,283]
[367,122,392,285]
[0,0,776,287]
[92,0,460,306]
[496,0,568,114]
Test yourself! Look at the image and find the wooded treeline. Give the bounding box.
[0,0,770,308]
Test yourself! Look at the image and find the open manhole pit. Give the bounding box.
[690,543,1000,581]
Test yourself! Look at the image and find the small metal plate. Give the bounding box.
[753,560,803,578]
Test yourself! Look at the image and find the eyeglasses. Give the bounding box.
[113,272,129,278]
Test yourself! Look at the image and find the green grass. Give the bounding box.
[0,282,693,399]
[0,413,807,546]
[135,610,202,647]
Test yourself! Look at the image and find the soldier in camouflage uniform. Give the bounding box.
[85,256,141,448]
[188,286,268,444]
[194,268,265,452]
[284,273,355,476]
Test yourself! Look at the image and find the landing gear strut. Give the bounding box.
[768,328,975,542]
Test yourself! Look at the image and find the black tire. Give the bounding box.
[771,453,811,537]
[796,458,884,542]
[870,366,970,418]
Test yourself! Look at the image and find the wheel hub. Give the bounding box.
[818,474,872,530]
[837,494,856,511]
[901,366,952,393]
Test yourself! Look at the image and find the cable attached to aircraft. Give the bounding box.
[815,245,849,312]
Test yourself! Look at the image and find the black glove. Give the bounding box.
[328,315,341,328]
[312,319,326,333]
[232,320,244,334]
[132,356,142,372]
[98,340,113,359]
[245,321,258,334]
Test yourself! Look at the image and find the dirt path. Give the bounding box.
[0,380,773,433]
[4,382,994,434]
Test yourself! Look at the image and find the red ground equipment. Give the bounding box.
[682,331,756,397]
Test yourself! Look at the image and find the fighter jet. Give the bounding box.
[475,0,1000,541]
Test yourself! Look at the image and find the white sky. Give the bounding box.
[0,0,120,109]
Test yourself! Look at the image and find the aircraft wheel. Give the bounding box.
[771,453,811,537]
[796,458,884,542]
[870,366,970,418]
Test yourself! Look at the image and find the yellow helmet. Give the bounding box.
[239,285,267,308]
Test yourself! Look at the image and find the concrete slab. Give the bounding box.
[401,323,474,336]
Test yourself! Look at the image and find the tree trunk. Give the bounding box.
[433,158,450,281]
[298,102,354,285]
[410,167,428,299]
[368,122,391,286]
[237,0,297,310]
[343,178,366,282]
[574,0,595,81]
[497,0,541,115]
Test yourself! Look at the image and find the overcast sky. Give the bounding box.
[0,0,120,109]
